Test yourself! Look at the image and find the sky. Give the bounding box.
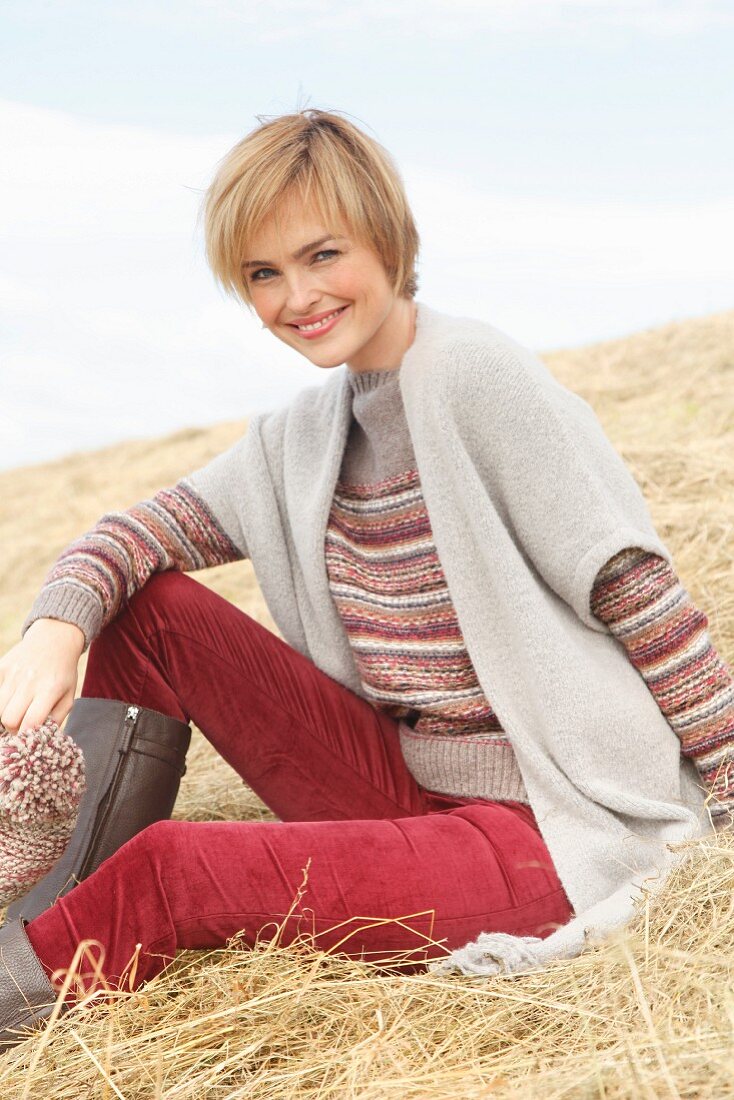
[1,0,733,473]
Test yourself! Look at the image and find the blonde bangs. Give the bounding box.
[198,110,419,309]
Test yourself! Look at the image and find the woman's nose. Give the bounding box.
[284,271,322,314]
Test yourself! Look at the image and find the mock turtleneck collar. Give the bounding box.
[347,367,401,394]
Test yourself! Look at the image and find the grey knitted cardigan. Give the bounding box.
[184,300,711,978]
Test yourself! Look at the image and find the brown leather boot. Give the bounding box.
[0,918,62,1047]
[3,697,191,926]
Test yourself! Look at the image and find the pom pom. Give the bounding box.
[0,716,86,906]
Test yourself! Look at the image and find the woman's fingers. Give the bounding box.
[0,650,21,720]
[0,668,32,733]
[1,701,31,734]
[50,686,78,730]
[0,672,74,735]
[0,647,39,729]
[0,630,80,734]
[0,682,77,734]
[20,701,61,736]
[2,689,58,736]
[13,676,78,735]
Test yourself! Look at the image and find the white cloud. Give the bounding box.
[406,163,734,280]
[0,99,227,239]
[1,98,732,472]
[240,0,734,39]
[5,0,734,40]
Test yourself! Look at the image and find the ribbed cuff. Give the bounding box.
[21,584,105,653]
[398,724,529,803]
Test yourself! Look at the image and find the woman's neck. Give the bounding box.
[346,297,417,374]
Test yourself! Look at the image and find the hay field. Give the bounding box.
[1,307,733,1097]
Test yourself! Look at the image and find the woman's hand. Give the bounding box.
[0,618,86,735]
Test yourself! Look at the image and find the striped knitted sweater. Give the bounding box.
[327,369,527,802]
[325,367,734,820]
[21,369,734,826]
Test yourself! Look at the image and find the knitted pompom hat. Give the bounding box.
[0,717,86,907]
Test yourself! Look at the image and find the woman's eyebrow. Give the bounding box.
[241,234,337,269]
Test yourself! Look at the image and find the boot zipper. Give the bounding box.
[118,705,140,754]
[79,704,141,878]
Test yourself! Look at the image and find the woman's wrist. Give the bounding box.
[25,617,87,656]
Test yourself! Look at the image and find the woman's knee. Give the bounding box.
[99,820,190,895]
[126,818,188,863]
[126,571,197,618]
[90,573,196,655]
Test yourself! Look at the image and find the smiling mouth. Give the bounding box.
[289,305,349,333]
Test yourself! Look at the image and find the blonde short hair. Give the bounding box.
[199,109,420,309]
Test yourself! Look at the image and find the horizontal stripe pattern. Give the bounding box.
[23,482,244,645]
[326,462,734,820]
[591,546,734,821]
[325,467,529,803]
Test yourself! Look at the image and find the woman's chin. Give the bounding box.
[295,343,353,369]
[309,355,348,370]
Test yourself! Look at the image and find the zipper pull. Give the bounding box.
[121,704,140,751]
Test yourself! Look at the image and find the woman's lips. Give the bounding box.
[289,305,349,340]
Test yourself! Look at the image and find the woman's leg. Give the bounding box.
[20,569,575,1002]
[81,570,431,822]
[25,805,574,1001]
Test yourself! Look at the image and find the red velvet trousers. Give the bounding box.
[25,572,574,999]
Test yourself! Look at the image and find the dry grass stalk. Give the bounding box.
[0,306,732,1097]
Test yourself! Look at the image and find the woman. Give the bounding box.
[0,108,731,1046]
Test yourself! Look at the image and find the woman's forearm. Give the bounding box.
[591,545,734,826]
[21,480,245,652]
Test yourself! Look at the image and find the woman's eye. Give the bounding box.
[249,250,339,283]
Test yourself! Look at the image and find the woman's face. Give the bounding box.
[241,195,414,373]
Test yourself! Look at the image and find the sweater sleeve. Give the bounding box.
[590,546,734,830]
[21,435,251,654]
